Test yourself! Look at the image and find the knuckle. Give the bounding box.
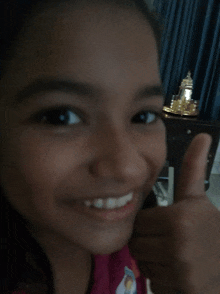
[171,207,195,242]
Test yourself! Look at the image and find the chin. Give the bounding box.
[90,242,127,256]
[87,226,133,255]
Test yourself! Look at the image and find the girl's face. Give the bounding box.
[0,3,166,255]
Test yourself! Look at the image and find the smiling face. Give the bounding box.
[0,3,166,255]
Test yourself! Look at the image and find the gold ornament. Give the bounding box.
[163,71,199,116]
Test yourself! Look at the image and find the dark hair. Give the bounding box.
[0,188,54,294]
[0,1,162,293]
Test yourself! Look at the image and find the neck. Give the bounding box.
[30,230,93,294]
[52,250,93,294]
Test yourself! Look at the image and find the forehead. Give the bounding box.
[13,3,158,64]
[2,3,160,104]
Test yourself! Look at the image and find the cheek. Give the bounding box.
[153,131,167,170]
[141,127,167,200]
[0,123,166,221]
[142,124,167,174]
[0,132,84,220]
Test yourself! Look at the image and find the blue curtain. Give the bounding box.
[153,0,220,121]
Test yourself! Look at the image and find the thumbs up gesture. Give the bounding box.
[129,133,220,294]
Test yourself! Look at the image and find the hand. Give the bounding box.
[128,133,220,294]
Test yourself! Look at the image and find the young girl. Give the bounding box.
[1,0,219,294]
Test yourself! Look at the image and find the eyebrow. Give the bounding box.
[13,78,165,105]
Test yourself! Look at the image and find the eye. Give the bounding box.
[32,107,82,126]
[132,111,160,124]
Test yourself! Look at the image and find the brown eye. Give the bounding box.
[33,108,81,126]
[132,111,158,124]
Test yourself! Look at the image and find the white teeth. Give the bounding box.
[83,192,133,210]
[84,200,92,207]
[117,192,133,208]
[93,198,103,209]
[118,195,129,207]
[106,198,117,209]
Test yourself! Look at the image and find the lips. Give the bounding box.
[78,192,134,210]
[62,191,141,222]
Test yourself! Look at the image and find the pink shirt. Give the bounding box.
[12,245,147,294]
[91,245,147,294]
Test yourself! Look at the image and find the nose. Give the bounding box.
[89,126,148,188]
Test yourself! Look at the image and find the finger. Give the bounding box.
[131,206,172,236]
[150,281,184,294]
[174,133,212,203]
[138,261,178,288]
[128,236,171,264]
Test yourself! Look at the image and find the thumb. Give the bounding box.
[174,133,212,203]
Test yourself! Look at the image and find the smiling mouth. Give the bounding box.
[75,192,134,210]
[62,191,141,222]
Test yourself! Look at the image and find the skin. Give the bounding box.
[129,133,220,294]
[1,3,220,294]
[0,3,166,293]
